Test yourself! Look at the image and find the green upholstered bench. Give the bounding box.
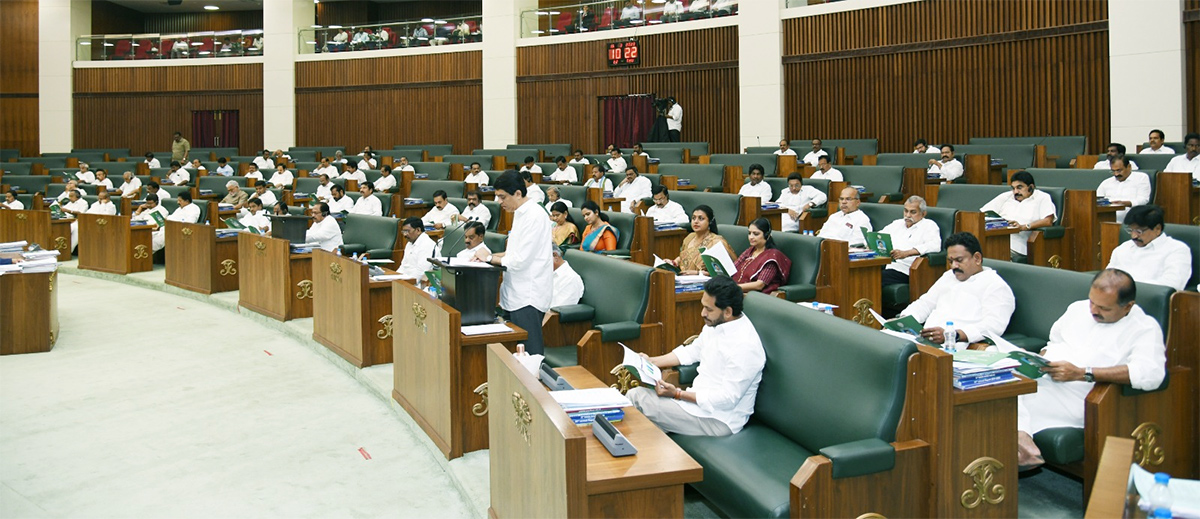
[410,162,452,180]
[657,164,726,192]
[197,175,246,194]
[4,175,52,195]
[873,153,939,170]
[287,146,344,160]
[955,144,1037,170]
[858,202,958,308]
[772,232,823,302]
[552,185,589,207]
[839,165,904,203]
[706,153,777,177]
[666,190,743,230]
[543,249,658,370]
[408,179,464,201]
[341,213,400,260]
[441,155,482,169]
[669,292,923,518]
[823,138,878,165]
[473,148,539,167]
[0,162,34,175]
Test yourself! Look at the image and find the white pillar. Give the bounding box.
[262,0,312,151]
[39,0,84,154]
[1108,0,1185,149]
[737,0,786,151]
[482,0,536,149]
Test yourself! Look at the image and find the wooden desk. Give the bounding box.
[843,255,891,328]
[0,209,53,252]
[759,206,787,231]
[1083,437,1136,519]
[236,233,313,321]
[0,266,58,355]
[629,215,686,266]
[487,345,703,519]
[164,221,239,294]
[601,197,623,213]
[670,290,704,352]
[312,249,395,368]
[49,219,72,258]
[956,211,1019,261]
[398,200,429,221]
[392,279,527,460]
[77,213,154,274]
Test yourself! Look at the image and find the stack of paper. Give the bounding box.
[551,388,631,425]
[653,222,681,231]
[18,258,58,274]
[0,241,29,252]
[674,274,709,293]
[951,350,1020,390]
[289,243,320,254]
[983,211,1010,231]
[21,250,60,261]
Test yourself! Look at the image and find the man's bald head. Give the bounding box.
[1088,269,1136,323]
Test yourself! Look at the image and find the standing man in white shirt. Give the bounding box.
[1097,155,1151,223]
[117,171,143,199]
[422,190,461,229]
[645,186,689,226]
[1138,129,1174,155]
[473,171,553,354]
[801,139,828,168]
[819,186,872,246]
[305,203,344,252]
[927,144,964,182]
[463,162,489,186]
[981,171,1057,262]
[351,182,383,216]
[312,157,339,178]
[737,164,773,203]
[630,276,766,436]
[665,97,683,142]
[775,173,826,233]
[455,191,492,228]
[374,165,399,193]
[613,166,652,213]
[1093,143,1138,171]
[810,155,844,182]
[398,217,437,279]
[548,157,577,183]
[900,232,1016,349]
[773,139,796,157]
[143,152,161,169]
[267,164,295,189]
[879,196,942,288]
[1165,133,1200,181]
[252,150,275,171]
[1104,205,1192,291]
[606,149,628,174]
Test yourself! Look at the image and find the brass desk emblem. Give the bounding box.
[512,392,532,445]
[1132,422,1165,467]
[472,383,489,416]
[219,259,237,276]
[376,315,394,339]
[960,456,1005,509]
[133,245,149,259]
[295,280,313,299]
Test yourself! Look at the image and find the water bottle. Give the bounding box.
[943,321,957,352]
[1147,472,1173,515]
[335,248,342,256]
[1152,508,1171,519]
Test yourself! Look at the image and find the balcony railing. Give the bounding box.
[297,15,482,55]
[75,30,263,61]
[519,0,738,38]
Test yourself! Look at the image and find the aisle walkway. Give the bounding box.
[0,274,470,518]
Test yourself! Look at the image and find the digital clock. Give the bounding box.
[607,40,640,67]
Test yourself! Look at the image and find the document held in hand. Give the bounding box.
[653,254,681,274]
[698,245,737,278]
[860,227,893,258]
[618,343,662,385]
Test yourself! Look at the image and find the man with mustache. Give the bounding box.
[980,170,1056,263]
[1104,204,1191,291]
[1096,154,1151,223]
[1013,269,1165,469]
[1092,142,1139,171]
[927,144,964,182]
[898,232,1015,349]
[879,196,942,289]
[1164,132,1200,181]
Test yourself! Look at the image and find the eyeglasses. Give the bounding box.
[1126,227,1153,236]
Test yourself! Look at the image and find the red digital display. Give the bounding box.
[607,40,640,67]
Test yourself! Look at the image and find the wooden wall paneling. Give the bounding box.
[296,52,481,89]
[517,25,737,76]
[316,2,375,26]
[0,0,39,156]
[74,64,264,94]
[91,1,144,35]
[142,11,265,34]
[376,1,481,22]
[1187,12,1199,130]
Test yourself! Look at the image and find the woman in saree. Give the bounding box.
[579,200,618,252]
[550,201,579,246]
[731,218,791,294]
[660,204,737,275]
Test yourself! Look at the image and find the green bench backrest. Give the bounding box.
[294,177,344,193]
[510,143,572,159]
[15,157,68,168]
[772,232,823,287]
[484,232,508,253]
[200,161,240,172]
[987,260,1173,342]
[643,148,685,164]
[288,146,344,159]
[668,191,742,231]
[708,154,776,177]
[874,153,937,169]
[553,185,589,207]
[190,147,239,159]
[16,194,36,207]
[858,202,958,244]
[824,139,879,164]
[937,184,1064,222]
[473,148,539,165]
[443,155,484,167]
[721,224,751,255]
[342,213,399,251]
[72,148,132,158]
[1022,168,1108,190]
[840,165,904,202]
[969,136,1087,168]
[409,180,464,201]
[743,146,778,154]
[4,175,52,194]
[1,162,34,175]
[198,176,246,192]
[47,183,99,197]
[643,141,710,158]
[410,162,451,179]
[656,164,725,192]
[447,197,501,231]
[1113,224,1200,290]
[1124,153,1175,174]
[562,248,653,325]
[745,292,915,447]
[953,144,1037,170]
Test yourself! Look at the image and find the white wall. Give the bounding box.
[738,0,786,151]
[262,0,314,151]
[1108,0,1186,149]
[39,0,82,153]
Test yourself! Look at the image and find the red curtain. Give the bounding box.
[192,111,217,147]
[602,95,654,149]
[219,111,239,150]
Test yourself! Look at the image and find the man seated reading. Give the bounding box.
[1104,204,1191,291]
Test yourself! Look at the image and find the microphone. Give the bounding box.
[441,221,469,263]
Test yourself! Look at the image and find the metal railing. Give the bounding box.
[75,29,263,61]
[297,14,482,55]
[519,0,738,38]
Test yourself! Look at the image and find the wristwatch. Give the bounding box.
[485,254,493,264]
[1083,367,1094,383]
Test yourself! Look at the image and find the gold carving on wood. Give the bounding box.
[960,457,1005,509]
[133,245,149,259]
[329,262,342,282]
[181,227,193,237]
[851,298,873,325]
[54,237,68,251]
[49,330,56,343]
[411,303,428,333]
[512,391,532,445]
[1047,255,1062,269]
[610,366,640,395]
[856,514,886,519]
[219,259,237,276]
[15,213,27,221]
[295,280,313,299]
[376,315,393,339]
[254,240,266,254]
[48,272,56,292]
[1131,422,1165,467]
[472,383,488,416]
[96,218,108,226]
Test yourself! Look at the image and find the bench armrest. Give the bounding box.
[923,251,947,268]
[551,304,594,323]
[1120,371,1170,396]
[598,249,631,258]
[818,438,895,479]
[877,192,903,203]
[594,321,642,342]
[776,283,817,302]
[1040,225,1066,240]
[676,362,699,386]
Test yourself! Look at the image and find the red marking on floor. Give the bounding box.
[263,350,273,356]
[358,448,371,460]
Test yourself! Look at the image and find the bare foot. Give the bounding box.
[1017,431,1045,471]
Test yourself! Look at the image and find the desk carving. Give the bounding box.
[181,227,193,237]
[254,240,266,254]
[329,262,342,282]
[512,391,532,445]
[54,237,67,250]
[219,259,237,276]
[48,272,55,292]
[852,298,874,325]
[295,280,313,299]
[96,217,108,226]
[1131,422,1164,467]
[960,456,1006,509]
[1047,255,1062,269]
[133,245,148,259]
[377,314,393,339]
[472,383,488,416]
[15,213,26,221]
[411,303,428,333]
[610,366,640,394]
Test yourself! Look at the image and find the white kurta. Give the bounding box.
[119,178,142,198]
[775,186,827,232]
[551,262,585,309]
[1096,172,1152,223]
[613,176,652,213]
[422,204,461,228]
[373,174,398,193]
[583,177,614,192]
[548,167,577,183]
[901,267,1015,344]
[1139,146,1174,155]
[670,315,765,434]
[606,157,628,174]
[645,200,689,226]
[1105,234,1192,291]
[399,233,437,279]
[2,200,24,210]
[980,189,1056,255]
[252,157,274,170]
[328,195,355,214]
[460,203,492,227]
[928,158,964,182]
[1016,302,1165,434]
[773,149,797,156]
[315,183,333,202]
[312,165,339,178]
[1164,154,1200,181]
[819,209,871,245]
[810,168,843,182]
[153,203,201,251]
[737,181,773,203]
[240,211,271,232]
[454,243,491,262]
[879,217,942,274]
[267,171,294,188]
[801,150,828,168]
[350,195,382,216]
[526,183,545,205]
[306,217,343,252]
[167,169,190,186]
[1094,158,1138,171]
[464,172,489,186]
[340,170,367,183]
